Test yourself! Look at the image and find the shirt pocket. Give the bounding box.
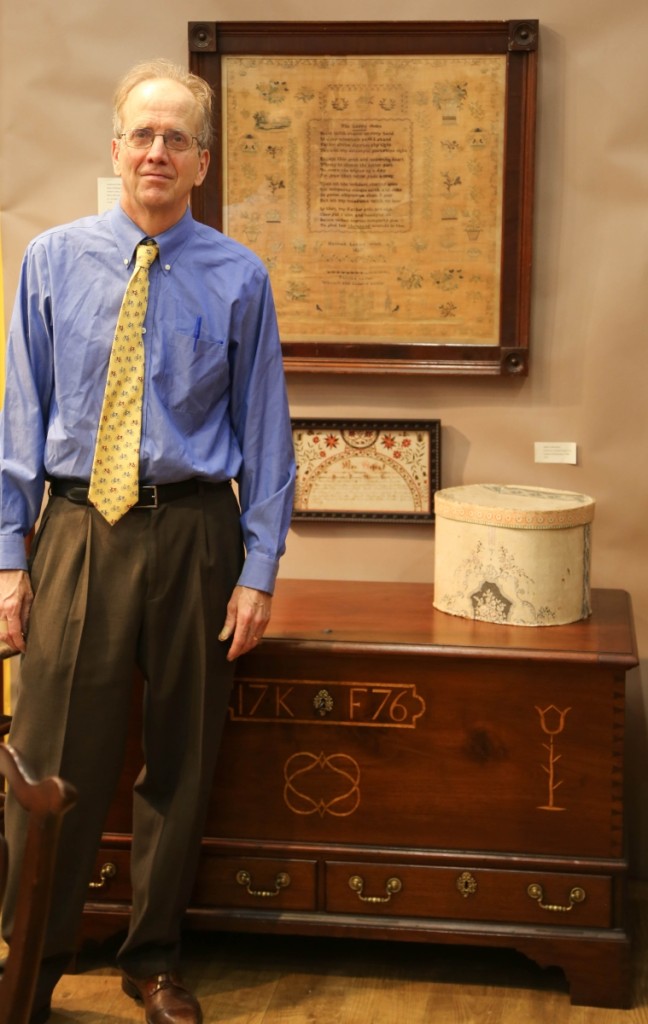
[161,318,230,423]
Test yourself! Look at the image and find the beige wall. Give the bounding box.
[2,0,648,873]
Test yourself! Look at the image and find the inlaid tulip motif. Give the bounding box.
[535,705,572,811]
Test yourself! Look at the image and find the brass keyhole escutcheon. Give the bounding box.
[456,871,478,898]
[313,689,334,717]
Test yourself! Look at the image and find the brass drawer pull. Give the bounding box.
[348,874,402,903]
[236,869,291,898]
[88,862,117,890]
[527,882,586,913]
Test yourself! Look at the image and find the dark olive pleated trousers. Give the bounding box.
[2,482,243,975]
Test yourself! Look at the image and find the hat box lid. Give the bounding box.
[434,484,595,531]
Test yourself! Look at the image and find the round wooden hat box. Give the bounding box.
[433,484,595,626]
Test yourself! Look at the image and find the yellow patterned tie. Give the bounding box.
[88,240,158,524]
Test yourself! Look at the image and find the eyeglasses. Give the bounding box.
[119,127,201,152]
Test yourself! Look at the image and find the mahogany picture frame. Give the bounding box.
[189,21,538,377]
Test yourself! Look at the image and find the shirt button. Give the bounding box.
[142,328,147,334]
[123,259,129,265]
[165,264,171,271]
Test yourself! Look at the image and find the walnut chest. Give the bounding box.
[84,579,638,1008]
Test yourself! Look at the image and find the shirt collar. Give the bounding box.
[108,204,194,274]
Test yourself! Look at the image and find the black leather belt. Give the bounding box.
[49,477,212,509]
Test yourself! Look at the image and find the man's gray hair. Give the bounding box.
[113,58,214,149]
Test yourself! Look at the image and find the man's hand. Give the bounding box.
[219,585,272,662]
[0,570,33,654]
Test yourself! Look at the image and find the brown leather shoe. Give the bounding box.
[121,971,202,1024]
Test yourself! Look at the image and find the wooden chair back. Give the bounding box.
[0,742,77,1024]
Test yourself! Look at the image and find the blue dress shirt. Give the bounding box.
[0,205,295,593]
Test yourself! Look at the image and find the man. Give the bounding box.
[0,58,295,1024]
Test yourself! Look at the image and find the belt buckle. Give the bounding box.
[137,485,158,509]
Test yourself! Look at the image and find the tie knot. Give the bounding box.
[135,241,158,270]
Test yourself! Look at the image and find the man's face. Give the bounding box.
[112,78,210,230]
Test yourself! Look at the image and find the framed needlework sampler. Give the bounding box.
[189,21,538,376]
[290,419,441,523]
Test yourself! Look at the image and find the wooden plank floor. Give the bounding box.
[28,896,648,1022]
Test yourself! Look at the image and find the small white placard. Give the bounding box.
[534,442,578,465]
[97,177,122,214]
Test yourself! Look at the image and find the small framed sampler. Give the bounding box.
[189,20,538,376]
[291,420,440,522]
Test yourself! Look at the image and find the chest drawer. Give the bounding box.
[192,854,317,911]
[325,861,613,929]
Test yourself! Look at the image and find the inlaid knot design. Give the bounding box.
[283,751,360,817]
